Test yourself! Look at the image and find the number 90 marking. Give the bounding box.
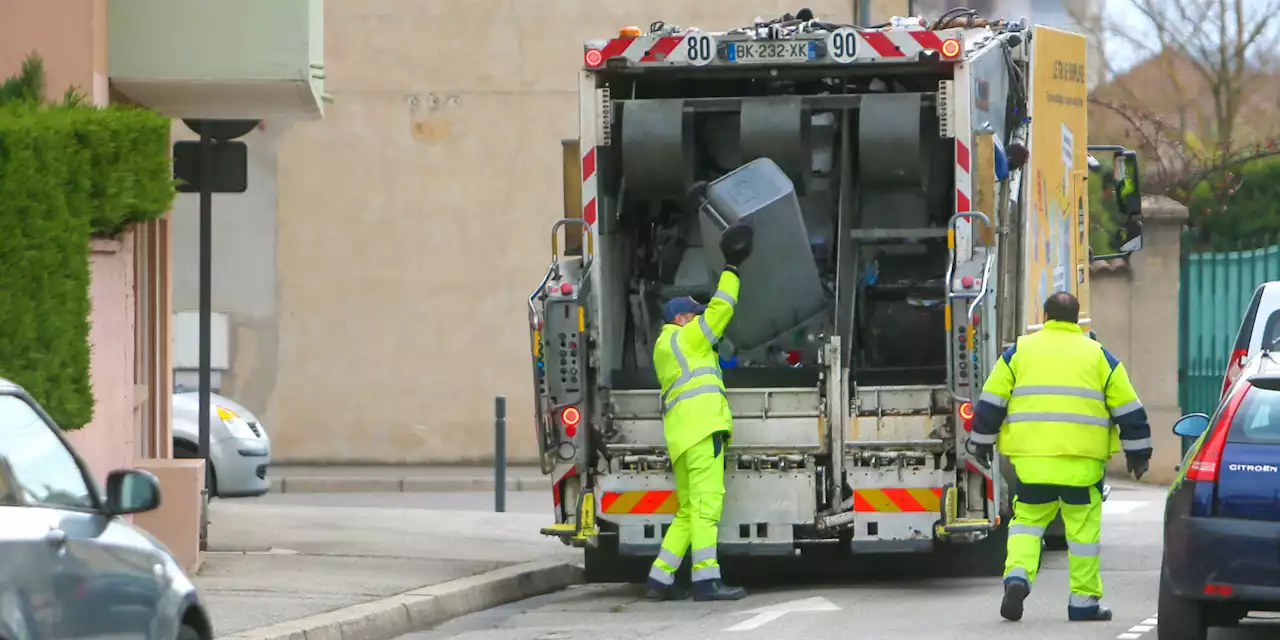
[826,28,861,63]
[684,34,716,66]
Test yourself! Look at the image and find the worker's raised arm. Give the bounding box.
[970,345,1018,446]
[683,222,754,351]
[689,269,740,348]
[1100,349,1153,456]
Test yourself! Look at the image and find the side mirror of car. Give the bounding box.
[104,468,162,516]
[1172,413,1211,439]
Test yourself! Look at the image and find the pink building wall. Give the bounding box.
[4,0,138,485]
[66,236,138,484]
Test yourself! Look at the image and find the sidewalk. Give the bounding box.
[267,464,547,494]
[202,495,580,639]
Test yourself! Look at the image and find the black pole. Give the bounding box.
[495,396,507,513]
[198,133,213,499]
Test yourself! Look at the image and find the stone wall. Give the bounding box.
[1091,197,1189,485]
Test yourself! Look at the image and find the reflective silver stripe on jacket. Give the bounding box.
[1110,399,1144,417]
[698,316,717,344]
[713,290,737,306]
[1121,437,1153,451]
[661,330,724,416]
[1011,385,1107,401]
[968,431,997,445]
[1005,412,1112,428]
[979,391,1009,408]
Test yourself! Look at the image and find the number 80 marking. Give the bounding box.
[826,28,861,63]
[684,34,715,66]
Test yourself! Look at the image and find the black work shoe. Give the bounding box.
[1068,604,1113,621]
[693,579,747,601]
[1000,579,1030,621]
[645,585,690,601]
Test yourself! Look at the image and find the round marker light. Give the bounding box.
[584,49,604,68]
[958,401,975,431]
[940,39,962,59]
[561,406,581,427]
[561,406,581,437]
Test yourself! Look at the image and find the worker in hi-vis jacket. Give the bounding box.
[645,223,755,603]
[969,291,1152,623]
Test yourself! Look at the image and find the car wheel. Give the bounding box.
[1158,563,1207,640]
[177,623,201,640]
[173,441,217,498]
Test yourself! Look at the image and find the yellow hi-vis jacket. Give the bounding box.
[969,320,1153,486]
[654,270,740,463]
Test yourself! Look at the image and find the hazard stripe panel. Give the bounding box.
[601,490,679,514]
[852,488,944,513]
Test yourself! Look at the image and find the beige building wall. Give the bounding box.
[225,1,864,464]
[1092,198,1189,485]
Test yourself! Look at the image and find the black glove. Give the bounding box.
[973,443,993,466]
[1126,453,1150,481]
[720,223,755,267]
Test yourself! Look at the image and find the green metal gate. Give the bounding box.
[1178,232,1280,419]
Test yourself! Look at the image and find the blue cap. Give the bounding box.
[663,297,706,323]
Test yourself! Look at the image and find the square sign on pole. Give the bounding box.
[177,118,257,553]
[174,140,249,194]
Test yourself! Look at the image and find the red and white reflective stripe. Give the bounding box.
[587,27,965,66]
[955,138,972,214]
[858,28,948,58]
[592,34,692,64]
[581,146,597,226]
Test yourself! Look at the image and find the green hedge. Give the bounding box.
[1186,155,1280,250]
[0,56,174,429]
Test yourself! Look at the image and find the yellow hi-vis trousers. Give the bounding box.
[1004,482,1104,610]
[648,433,726,586]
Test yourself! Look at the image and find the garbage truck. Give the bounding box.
[528,9,1145,580]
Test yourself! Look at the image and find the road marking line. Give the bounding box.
[1116,613,1158,639]
[724,596,839,632]
[1102,500,1149,515]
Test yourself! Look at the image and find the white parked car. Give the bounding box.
[172,388,272,498]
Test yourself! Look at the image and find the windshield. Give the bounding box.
[1229,382,1280,444]
[1263,310,1280,351]
[0,394,96,509]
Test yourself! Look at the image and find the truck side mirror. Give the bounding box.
[1113,151,1142,219]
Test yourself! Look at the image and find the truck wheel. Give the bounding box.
[1157,563,1207,640]
[935,523,1008,577]
[584,534,646,584]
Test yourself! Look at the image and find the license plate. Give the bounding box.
[726,41,816,64]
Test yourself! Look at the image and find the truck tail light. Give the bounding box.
[1187,382,1250,484]
[958,401,974,432]
[940,39,962,59]
[560,406,581,437]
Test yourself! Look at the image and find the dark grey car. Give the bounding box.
[0,378,212,640]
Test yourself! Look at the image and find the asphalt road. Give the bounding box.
[353,482,1280,640]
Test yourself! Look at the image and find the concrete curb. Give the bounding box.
[217,560,584,640]
[268,475,545,494]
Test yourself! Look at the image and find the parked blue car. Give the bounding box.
[1160,354,1280,639]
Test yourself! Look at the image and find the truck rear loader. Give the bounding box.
[528,9,1145,580]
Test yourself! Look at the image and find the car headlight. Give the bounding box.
[216,406,257,439]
